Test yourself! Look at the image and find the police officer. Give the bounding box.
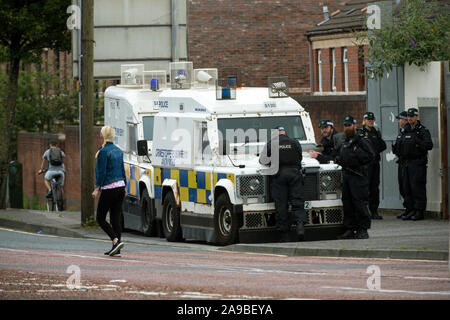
[308,119,340,164]
[335,115,375,239]
[358,112,387,220]
[394,108,433,221]
[259,127,307,242]
[392,111,408,218]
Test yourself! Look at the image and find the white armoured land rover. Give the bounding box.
[104,62,344,245]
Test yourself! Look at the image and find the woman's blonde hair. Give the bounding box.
[95,126,115,158]
[101,126,115,146]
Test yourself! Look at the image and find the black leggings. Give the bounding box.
[96,187,125,242]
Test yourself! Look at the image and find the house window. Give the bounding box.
[331,48,336,92]
[317,49,322,93]
[343,47,349,93]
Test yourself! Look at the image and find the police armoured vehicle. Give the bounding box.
[104,62,343,245]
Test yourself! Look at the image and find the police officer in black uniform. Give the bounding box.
[392,111,408,218]
[358,112,387,220]
[259,127,307,242]
[335,115,375,239]
[308,119,340,164]
[394,108,433,221]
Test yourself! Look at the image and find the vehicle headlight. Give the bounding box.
[320,174,332,190]
[249,178,260,192]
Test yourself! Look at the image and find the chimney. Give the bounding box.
[323,6,329,20]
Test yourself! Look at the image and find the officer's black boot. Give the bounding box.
[402,210,416,220]
[279,232,291,243]
[397,209,410,219]
[371,210,383,220]
[355,229,369,239]
[296,222,305,241]
[411,210,424,221]
[337,229,355,240]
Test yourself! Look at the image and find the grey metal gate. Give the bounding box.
[367,66,405,209]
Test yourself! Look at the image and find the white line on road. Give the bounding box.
[403,276,450,281]
[321,286,450,296]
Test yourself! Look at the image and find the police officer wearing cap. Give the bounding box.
[309,119,340,164]
[335,115,375,239]
[394,107,433,221]
[358,112,387,220]
[259,126,307,242]
[392,111,408,218]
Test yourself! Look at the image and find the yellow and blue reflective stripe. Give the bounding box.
[125,163,234,205]
[124,162,147,197]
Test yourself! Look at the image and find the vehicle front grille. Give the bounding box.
[319,170,342,193]
[237,175,266,198]
[240,207,343,230]
[302,172,320,201]
[308,207,343,225]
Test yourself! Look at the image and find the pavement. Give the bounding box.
[0,208,448,261]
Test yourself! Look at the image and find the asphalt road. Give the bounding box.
[1,227,449,301]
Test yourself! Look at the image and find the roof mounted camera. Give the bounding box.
[118,64,145,88]
[194,68,218,89]
[170,61,193,90]
[268,76,289,98]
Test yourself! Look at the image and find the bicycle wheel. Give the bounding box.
[55,184,64,212]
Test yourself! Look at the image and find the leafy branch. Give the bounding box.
[363,0,449,79]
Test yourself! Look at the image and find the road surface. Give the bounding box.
[0,227,449,300]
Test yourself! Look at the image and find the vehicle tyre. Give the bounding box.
[214,193,239,246]
[141,188,156,236]
[162,191,182,242]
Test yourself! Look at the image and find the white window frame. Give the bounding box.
[317,49,322,93]
[331,48,336,92]
[343,47,349,93]
[127,122,138,155]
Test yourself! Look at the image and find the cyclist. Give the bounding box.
[38,140,66,199]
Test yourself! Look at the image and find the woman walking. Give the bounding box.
[92,126,127,256]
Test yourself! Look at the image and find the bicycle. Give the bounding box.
[38,170,64,212]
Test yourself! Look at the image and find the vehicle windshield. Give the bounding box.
[217,116,306,144]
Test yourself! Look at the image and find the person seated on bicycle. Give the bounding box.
[38,140,66,198]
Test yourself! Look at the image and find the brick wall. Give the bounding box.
[293,95,367,142]
[187,0,341,93]
[18,126,102,210]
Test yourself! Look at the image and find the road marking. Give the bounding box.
[126,290,168,296]
[0,248,146,264]
[321,286,450,296]
[219,249,288,258]
[404,276,450,281]
[0,248,30,253]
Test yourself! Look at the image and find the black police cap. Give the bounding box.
[319,119,334,128]
[407,108,419,116]
[364,111,375,120]
[396,111,408,120]
[343,115,356,125]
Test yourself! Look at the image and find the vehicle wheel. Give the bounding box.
[214,193,239,246]
[141,189,156,236]
[162,191,182,242]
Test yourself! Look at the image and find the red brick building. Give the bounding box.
[187,0,344,93]
[306,0,370,95]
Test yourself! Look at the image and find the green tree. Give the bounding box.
[0,0,71,208]
[366,0,449,79]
